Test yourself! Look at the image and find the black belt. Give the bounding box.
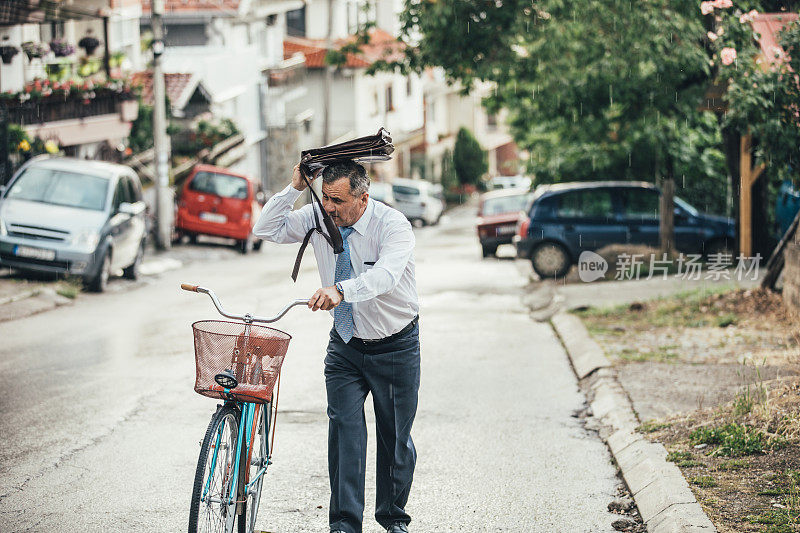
[352,315,418,345]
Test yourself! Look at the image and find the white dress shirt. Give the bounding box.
[253,184,419,340]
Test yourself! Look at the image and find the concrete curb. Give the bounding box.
[551,311,717,533]
[139,257,183,276]
[0,287,73,323]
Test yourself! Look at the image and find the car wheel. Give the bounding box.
[86,249,111,292]
[123,242,144,280]
[704,238,734,259]
[188,233,198,244]
[481,244,497,258]
[253,239,263,252]
[238,235,253,254]
[531,242,571,279]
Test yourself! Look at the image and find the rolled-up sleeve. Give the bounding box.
[339,218,414,302]
[252,185,313,244]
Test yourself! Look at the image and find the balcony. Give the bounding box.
[265,54,306,91]
[2,89,138,147]
[6,93,135,126]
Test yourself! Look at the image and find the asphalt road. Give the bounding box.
[0,202,621,532]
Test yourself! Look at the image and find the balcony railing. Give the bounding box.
[3,93,133,126]
[266,55,306,89]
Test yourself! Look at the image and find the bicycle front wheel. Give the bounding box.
[189,405,240,533]
[241,402,271,533]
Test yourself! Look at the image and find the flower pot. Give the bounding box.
[0,46,19,65]
[119,99,139,122]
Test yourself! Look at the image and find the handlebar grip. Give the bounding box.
[181,283,199,292]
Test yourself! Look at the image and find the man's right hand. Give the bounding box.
[291,164,322,191]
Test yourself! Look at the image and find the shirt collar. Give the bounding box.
[350,198,374,236]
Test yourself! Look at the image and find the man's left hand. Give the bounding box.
[308,286,343,311]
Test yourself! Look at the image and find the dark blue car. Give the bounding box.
[514,181,735,279]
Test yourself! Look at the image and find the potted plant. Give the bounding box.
[49,39,75,58]
[0,38,19,64]
[21,41,49,60]
[78,33,100,56]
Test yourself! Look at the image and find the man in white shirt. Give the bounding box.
[253,160,420,533]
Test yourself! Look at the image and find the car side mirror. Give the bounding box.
[118,201,144,216]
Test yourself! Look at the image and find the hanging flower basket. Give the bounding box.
[78,36,100,56]
[0,45,19,64]
[21,41,49,60]
[49,39,75,58]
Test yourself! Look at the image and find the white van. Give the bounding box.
[390,178,444,227]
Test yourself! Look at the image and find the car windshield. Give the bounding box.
[189,171,249,199]
[6,167,109,211]
[675,196,699,217]
[392,185,420,196]
[482,193,532,216]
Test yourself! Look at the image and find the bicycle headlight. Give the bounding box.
[215,369,238,389]
[71,228,100,251]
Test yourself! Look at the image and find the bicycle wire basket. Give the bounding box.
[191,320,292,404]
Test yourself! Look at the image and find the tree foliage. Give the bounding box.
[453,127,487,186]
[356,0,797,216]
[709,5,800,179]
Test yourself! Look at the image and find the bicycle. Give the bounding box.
[181,283,308,533]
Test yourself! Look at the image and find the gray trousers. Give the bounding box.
[325,321,420,533]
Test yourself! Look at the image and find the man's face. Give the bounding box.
[322,177,368,227]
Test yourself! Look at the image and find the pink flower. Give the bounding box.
[707,31,718,41]
[700,1,714,15]
[740,9,759,23]
[712,0,732,8]
[721,47,737,65]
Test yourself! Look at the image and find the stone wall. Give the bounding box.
[783,242,800,314]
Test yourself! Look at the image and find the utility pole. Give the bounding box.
[323,0,333,145]
[151,0,172,250]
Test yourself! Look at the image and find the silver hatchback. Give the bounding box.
[0,157,147,291]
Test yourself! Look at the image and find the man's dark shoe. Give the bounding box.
[387,525,408,533]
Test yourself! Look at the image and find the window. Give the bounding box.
[124,176,142,203]
[619,188,659,220]
[392,185,420,197]
[482,193,533,216]
[555,189,613,219]
[190,171,249,199]
[286,7,306,37]
[7,167,109,211]
[112,177,134,211]
[385,84,393,112]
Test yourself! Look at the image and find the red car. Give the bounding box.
[175,164,263,253]
[477,189,533,257]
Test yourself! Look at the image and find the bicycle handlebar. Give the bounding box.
[181,283,309,323]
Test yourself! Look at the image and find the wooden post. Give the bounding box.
[739,133,766,257]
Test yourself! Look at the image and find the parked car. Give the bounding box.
[368,181,395,207]
[477,189,534,257]
[489,175,532,191]
[514,181,735,279]
[0,157,147,292]
[391,177,444,227]
[174,164,263,253]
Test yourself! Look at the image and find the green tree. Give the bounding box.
[453,127,487,186]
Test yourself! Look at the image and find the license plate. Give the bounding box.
[199,212,227,224]
[15,245,56,261]
[497,226,516,235]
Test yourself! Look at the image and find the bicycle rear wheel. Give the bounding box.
[189,405,240,533]
[241,402,271,533]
